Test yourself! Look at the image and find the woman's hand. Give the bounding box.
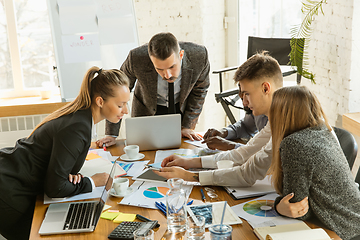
[96,136,116,148]
[68,173,83,184]
[154,166,199,182]
[90,173,110,187]
[276,193,309,218]
[161,154,201,169]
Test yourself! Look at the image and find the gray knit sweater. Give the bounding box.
[274,125,360,240]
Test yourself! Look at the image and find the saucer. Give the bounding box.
[120,153,145,161]
[109,187,134,198]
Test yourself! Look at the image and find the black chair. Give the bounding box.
[355,168,360,190]
[213,36,302,124]
[333,126,358,170]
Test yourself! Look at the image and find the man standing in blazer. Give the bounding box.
[97,32,210,147]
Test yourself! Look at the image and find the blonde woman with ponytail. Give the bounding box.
[269,86,360,240]
[0,66,130,239]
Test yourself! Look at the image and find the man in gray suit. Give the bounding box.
[97,32,210,147]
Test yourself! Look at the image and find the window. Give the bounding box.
[0,0,57,98]
[238,0,302,64]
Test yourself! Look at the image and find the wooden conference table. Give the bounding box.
[30,139,341,240]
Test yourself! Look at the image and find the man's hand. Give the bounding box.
[276,193,309,218]
[90,173,110,187]
[161,154,202,169]
[203,128,228,140]
[154,166,198,182]
[202,136,237,151]
[181,128,202,141]
[96,136,116,148]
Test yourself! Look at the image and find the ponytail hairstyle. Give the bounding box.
[268,86,330,193]
[29,66,129,136]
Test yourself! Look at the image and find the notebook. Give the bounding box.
[254,222,310,240]
[38,160,117,235]
[125,114,181,151]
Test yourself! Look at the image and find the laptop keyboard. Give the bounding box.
[63,202,95,230]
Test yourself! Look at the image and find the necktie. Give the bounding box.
[168,82,175,114]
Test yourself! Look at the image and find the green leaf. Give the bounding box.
[289,0,327,84]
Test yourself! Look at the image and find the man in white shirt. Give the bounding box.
[156,51,283,187]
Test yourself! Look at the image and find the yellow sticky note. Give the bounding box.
[86,152,101,160]
[113,213,137,223]
[101,211,120,220]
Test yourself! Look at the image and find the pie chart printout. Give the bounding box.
[143,187,169,199]
[243,199,279,217]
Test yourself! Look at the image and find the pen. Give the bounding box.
[187,200,194,205]
[155,202,167,215]
[102,143,106,151]
[200,189,206,202]
[136,214,160,228]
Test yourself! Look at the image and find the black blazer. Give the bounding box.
[0,108,93,213]
[105,42,210,136]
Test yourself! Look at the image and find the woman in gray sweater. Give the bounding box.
[269,86,360,240]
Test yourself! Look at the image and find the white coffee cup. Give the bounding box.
[123,145,139,159]
[217,160,234,169]
[113,178,129,195]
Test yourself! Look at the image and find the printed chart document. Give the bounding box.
[231,193,301,228]
[119,181,193,209]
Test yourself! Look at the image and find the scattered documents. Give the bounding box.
[154,149,198,164]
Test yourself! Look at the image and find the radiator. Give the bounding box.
[0,115,107,148]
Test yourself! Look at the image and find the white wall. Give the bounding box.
[301,0,357,127]
[133,0,227,132]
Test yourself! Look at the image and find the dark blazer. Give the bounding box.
[106,42,210,136]
[0,108,93,214]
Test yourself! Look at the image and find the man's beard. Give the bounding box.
[163,76,177,81]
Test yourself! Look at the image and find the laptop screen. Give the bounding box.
[93,160,117,227]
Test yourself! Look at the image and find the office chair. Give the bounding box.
[213,36,302,124]
[355,167,360,190]
[333,126,358,170]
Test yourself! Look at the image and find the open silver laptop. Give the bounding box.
[125,114,181,151]
[39,161,116,235]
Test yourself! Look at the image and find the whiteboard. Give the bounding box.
[47,0,139,102]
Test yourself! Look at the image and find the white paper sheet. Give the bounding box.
[119,181,193,209]
[80,157,126,177]
[58,0,97,34]
[61,34,101,63]
[231,193,301,228]
[95,0,132,18]
[97,15,135,45]
[224,176,276,199]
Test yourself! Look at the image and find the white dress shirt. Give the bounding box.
[199,121,272,187]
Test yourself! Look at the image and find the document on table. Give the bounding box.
[224,176,275,199]
[119,180,193,209]
[231,193,301,228]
